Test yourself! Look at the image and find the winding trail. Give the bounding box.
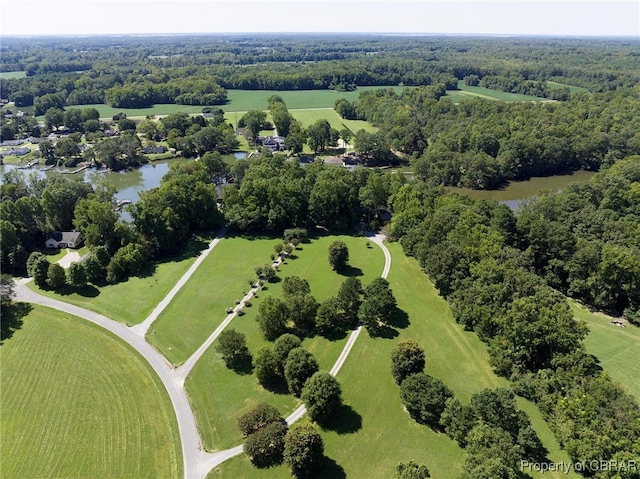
[13,232,391,479]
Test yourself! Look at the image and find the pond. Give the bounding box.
[446,170,597,210]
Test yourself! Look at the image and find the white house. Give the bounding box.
[45,231,84,249]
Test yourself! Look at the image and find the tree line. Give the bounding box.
[3,35,639,113]
[388,158,640,477]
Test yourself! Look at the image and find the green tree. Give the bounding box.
[391,339,426,385]
[82,253,106,284]
[286,293,318,332]
[237,402,284,437]
[399,372,453,428]
[284,422,324,479]
[26,251,50,288]
[257,296,289,341]
[240,110,267,146]
[273,333,302,375]
[46,262,67,289]
[215,329,252,371]
[301,371,343,425]
[395,461,431,479]
[66,261,87,287]
[307,119,331,153]
[314,296,344,336]
[284,120,307,154]
[284,347,319,397]
[254,346,280,387]
[244,422,287,468]
[328,240,349,271]
[44,107,64,131]
[282,276,311,297]
[337,277,363,325]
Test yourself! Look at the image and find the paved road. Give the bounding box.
[203,232,392,472]
[13,232,392,479]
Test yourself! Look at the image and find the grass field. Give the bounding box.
[573,301,640,401]
[0,305,182,479]
[27,234,214,325]
[186,234,384,452]
[451,80,551,102]
[40,86,406,120]
[147,235,280,366]
[211,242,578,479]
[289,108,376,134]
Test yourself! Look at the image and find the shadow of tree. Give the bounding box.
[321,404,363,434]
[1,302,32,344]
[311,456,347,479]
[229,354,254,376]
[338,265,364,278]
[388,306,410,329]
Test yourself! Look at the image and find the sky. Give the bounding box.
[1,0,639,37]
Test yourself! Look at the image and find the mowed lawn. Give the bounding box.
[0,305,182,479]
[573,302,640,401]
[147,235,279,365]
[187,234,384,452]
[26,235,214,325]
[290,108,376,134]
[213,242,578,479]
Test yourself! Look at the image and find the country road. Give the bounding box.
[13,232,392,479]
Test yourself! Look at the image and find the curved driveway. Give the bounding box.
[13,232,392,479]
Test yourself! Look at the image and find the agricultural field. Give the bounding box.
[289,108,376,134]
[0,305,182,479]
[573,302,640,401]
[211,242,578,479]
[27,234,214,325]
[186,234,384,452]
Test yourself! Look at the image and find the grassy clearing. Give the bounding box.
[147,235,280,366]
[0,71,26,79]
[187,233,384,452]
[0,305,182,479]
[213,242,577,479]
[572,301,640,401]
[27,234,213,325]
[452,80,550,102]
[547,81,589,95]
